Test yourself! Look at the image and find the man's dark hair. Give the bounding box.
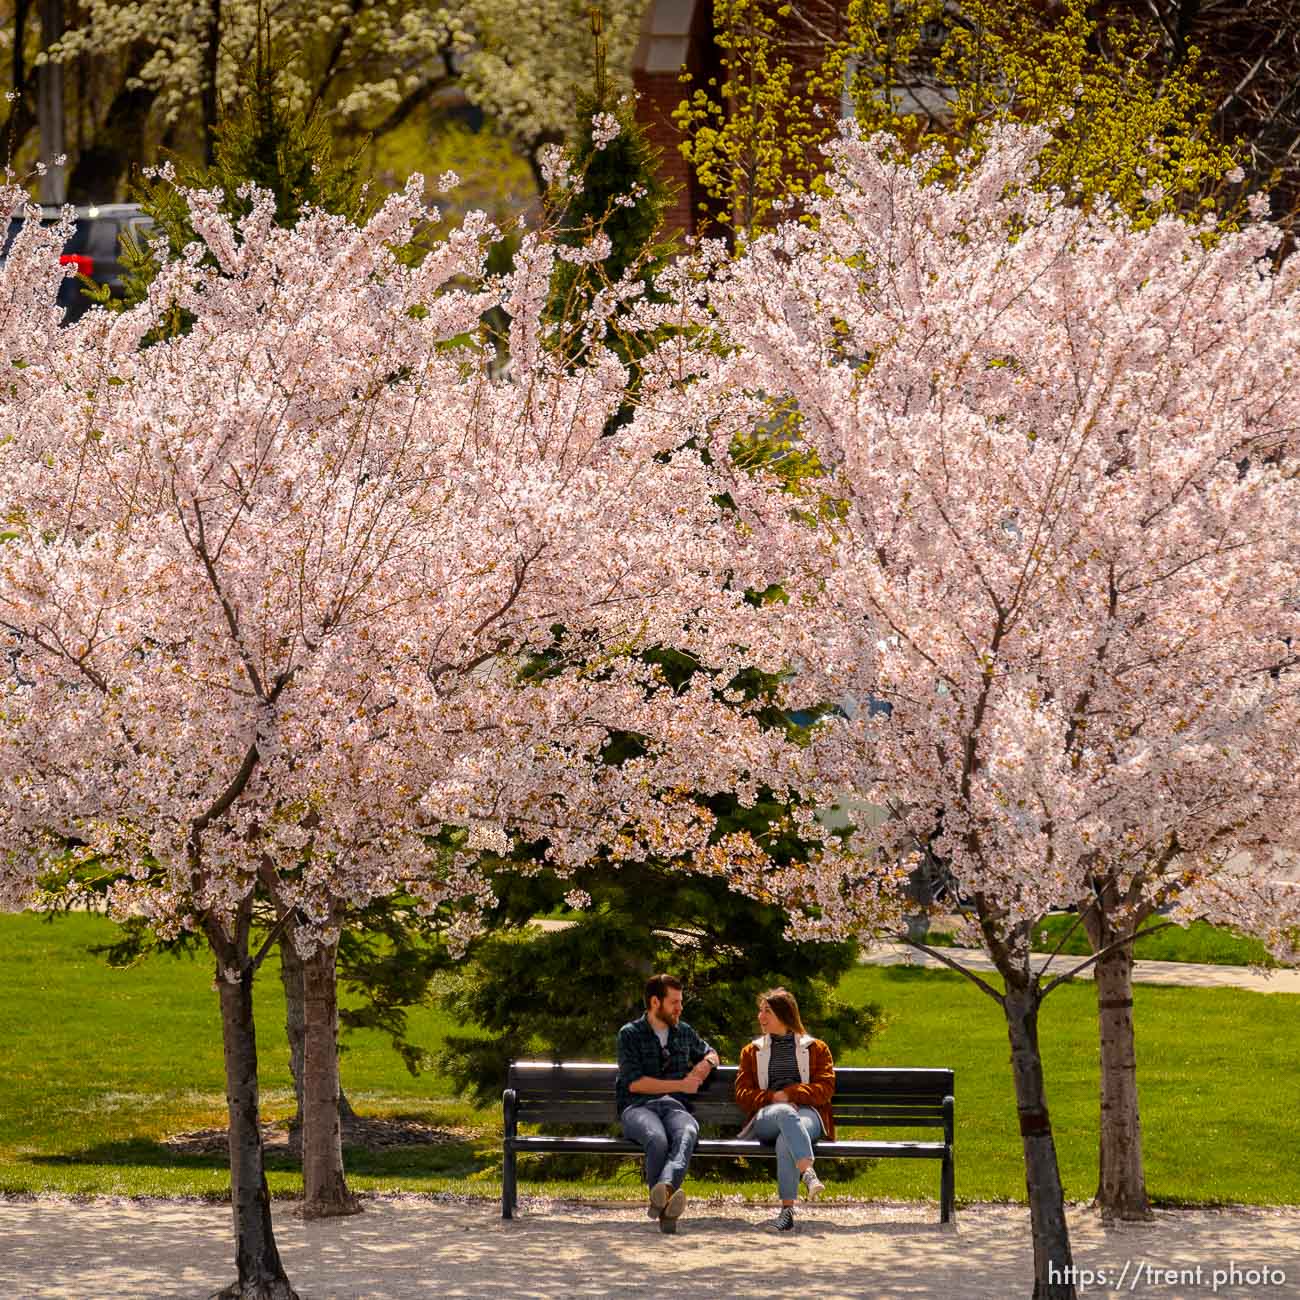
[644,973,682,1007]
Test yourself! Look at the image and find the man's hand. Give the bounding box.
[680,1058,714,1092]
[677,1072,703,1094]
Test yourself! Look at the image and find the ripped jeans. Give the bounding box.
[621,1096,699,1191]
[748,1103,823,1201]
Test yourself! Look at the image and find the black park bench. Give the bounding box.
[502,1061,954,1222]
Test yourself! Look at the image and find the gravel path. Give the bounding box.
[3,1195,1299,1300]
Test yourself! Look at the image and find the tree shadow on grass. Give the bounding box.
[25,1135,493,1180]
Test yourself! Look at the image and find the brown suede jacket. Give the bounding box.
[734,1035,836,1140]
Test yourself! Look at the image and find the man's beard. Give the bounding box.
[661,1006,681,1027]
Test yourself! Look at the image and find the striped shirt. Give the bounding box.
[768,1033,801,1093]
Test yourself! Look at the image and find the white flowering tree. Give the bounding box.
[0,166,843,1295]
[696,125,1300,1294]
[38,0,647,180]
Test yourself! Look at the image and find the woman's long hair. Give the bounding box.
[759,986,806,1035]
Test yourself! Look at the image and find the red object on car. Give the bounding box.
[59,253,95,276]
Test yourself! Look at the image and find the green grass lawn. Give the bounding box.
[925,914,1278,966]
[2,911,1297,1207]
[1028,915,1279,966]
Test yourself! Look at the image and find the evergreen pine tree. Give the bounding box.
[544,7,674,363]
[439,853,882,1108]
[88,0,372,333]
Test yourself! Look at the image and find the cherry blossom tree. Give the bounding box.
[0,173,836,1295]
[696,125,1300,1295]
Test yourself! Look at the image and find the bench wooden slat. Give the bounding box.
[507,1135,949,1159]
[690,1139,950,1160]
[515,1093,950,1108]
[514,1102,948,1117]
[514,1103,948,1124]
[507,1064,953,1082]
[507,1064,953,1100]
[507,1135,642,1152]
[843,1094,951,1103]
[512,1108,626,1125]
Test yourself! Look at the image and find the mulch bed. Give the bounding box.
[161,1117,479,1157]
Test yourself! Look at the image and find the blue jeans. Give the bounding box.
[749,1103,823,1201]
[621,1096,699,1190]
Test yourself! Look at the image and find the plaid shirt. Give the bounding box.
[615,1013,714,1115]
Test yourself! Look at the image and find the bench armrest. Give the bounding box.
[503,1088,519,1139]
[942,1094,954,1147]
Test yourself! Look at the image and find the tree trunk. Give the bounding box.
[202,0,220,166]
[65,76,152,203]
[209,908,299,1300]
[300,936,361,1219]
[1081,877,1155,1222]
[1093,942,1152,1220]
[1002,981,1077,1300]
[37,0,67,204]
[6,0,37,159]
[278,931,306,1130]
[12,0,32,109]
[281,929,358,1150]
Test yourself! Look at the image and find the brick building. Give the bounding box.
[631,0,722,240]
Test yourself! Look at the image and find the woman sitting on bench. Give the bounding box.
[734,987,837,1232]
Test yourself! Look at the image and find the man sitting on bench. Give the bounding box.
[616,972,720,1233]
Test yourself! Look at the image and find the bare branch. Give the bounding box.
[1039,922,1178,999]
[904,938,1006,1002]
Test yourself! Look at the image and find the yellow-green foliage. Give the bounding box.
[362,111,536,236]
[678,0,1237,236]
[680,1,1240,510]
[816,0,945,142]
[731,400,819,488]
[674,0,831,240]
[931,0,1235,226]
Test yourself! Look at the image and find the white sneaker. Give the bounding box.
[801,1166,825,1200]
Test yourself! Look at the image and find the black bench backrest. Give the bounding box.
[507,1062,953,1129]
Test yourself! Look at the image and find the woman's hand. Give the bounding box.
[771,1090,790,1103]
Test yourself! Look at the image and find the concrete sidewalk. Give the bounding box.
[859,943,1300,994]
[3,1194,1298,1300]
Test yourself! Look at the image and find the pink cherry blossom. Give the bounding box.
[694,121,1300,1292]
[0,174,834,944]
[704,122,1300,953]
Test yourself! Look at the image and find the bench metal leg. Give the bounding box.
[940,1150,955,1223]
[502,1144,517,1220]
